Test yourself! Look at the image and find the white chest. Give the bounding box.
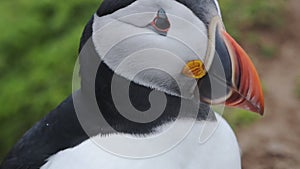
[41,114,241,169]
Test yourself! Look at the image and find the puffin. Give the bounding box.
[0,0,264,169]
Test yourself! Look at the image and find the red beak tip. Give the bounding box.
[257,105,265,116]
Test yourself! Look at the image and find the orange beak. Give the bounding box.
[196,28,264,115]
[222,30,264,115]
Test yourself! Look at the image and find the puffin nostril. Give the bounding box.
[150,8,170,36]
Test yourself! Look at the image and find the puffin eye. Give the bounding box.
[150,8,171,36]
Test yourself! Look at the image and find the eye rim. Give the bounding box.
[150,16,171,33]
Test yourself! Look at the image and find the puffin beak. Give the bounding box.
[221,30,264,115]
[196,24,264,115]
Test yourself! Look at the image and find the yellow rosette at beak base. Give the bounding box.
[182,60,207,79]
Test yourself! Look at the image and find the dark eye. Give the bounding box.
[150,8,171,36]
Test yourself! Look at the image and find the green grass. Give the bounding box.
[259,43,278,59]
[220,0,285,39]
[0,0,101,160]
[219,0,285,60]
[223,108,261,131]
[213,106,261,131]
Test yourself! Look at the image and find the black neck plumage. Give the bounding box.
[78,37,214,135]
[1,59,213,169]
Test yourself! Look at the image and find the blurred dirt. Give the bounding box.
[237,0,300,168]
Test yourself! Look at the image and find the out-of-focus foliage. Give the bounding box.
[0,0,284,161]
[0,0,100,160]
[219,0,285,40]
[223,109,260,130]
[220,0,285,59]
[296,75,300,99]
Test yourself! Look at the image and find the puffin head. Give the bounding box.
[78,0,264,127]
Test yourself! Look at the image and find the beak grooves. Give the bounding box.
[222,30,265,115]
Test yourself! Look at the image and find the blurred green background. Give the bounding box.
[0,0,285,161]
